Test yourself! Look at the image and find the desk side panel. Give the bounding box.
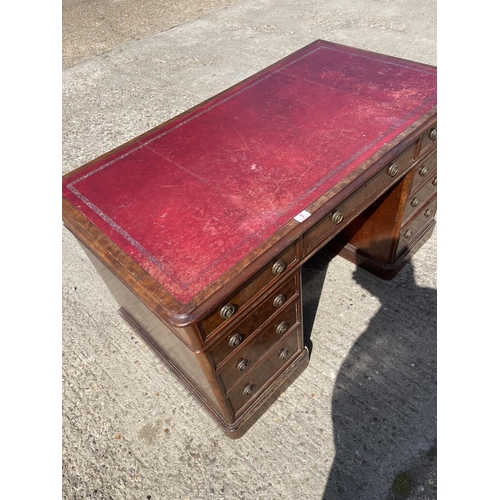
[81,246,234,424]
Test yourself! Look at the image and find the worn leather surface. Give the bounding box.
[62,41,437,304]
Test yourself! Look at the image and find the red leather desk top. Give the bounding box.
[63,40,437,305]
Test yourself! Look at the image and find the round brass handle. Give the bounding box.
[424,208,433,217]
[276,321,289,335]
[237,359,249,371]
[272,260,286,275]
[331,211,344,224]
[419,165,429,177]
[273,294,286,308]
[228,333,243,348]
[429,127,437,141]
[432,177,437,187]
[279,348,290,361]
[410,197,419,208]
[220,303,236,319]
[404,229,413,239]
[243,383,255,396]
[387,162,398,177]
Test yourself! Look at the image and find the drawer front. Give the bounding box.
[396,196,437,255]
[217,302,301,393]
[226,328,301,415]
[411,153,437,194]
[403,172,437,222]
[201,243,298,338]
[420,125,437,156]
[304,141,417,254]
[209,297,300,369]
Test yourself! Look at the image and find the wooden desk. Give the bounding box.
[62,40,437,438]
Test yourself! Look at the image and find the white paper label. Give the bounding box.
[294,210,311,223]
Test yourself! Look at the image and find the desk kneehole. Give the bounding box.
[304,141,418,255]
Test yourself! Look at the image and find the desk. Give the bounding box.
[62,40,437,438]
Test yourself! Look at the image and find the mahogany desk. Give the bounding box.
[62,40,437,438]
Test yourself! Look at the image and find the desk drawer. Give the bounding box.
[209,296,300,369]
[305,141,417,254]
[217,303,301,393]
[411,153,437,194]
[200,243,298,338]
[226,328,301,415]
[420,125,437,156]
[403,172,437,222]
[396,196,437,255]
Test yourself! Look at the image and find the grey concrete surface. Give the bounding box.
[62,1,437,498]
[62,0,241,68]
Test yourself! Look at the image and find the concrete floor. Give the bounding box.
[62,0,241,69]
[62,1,437,498]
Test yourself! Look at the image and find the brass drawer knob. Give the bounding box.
[243,383,255,396]
[410,197,419,208]
[276,321,289,335]
[331,211,344,224]
[228,333,243,347]
[419,165,429,177]
[279,348,290,361]
[403,229,413,239]
[432,176,437,187]
[429,127,437,141]
[272,259,286,275]
[424,208,433,218]
[273,294,286,308]
[387,162,398,177]
[220,303,236,319]
[237,359,249,371]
